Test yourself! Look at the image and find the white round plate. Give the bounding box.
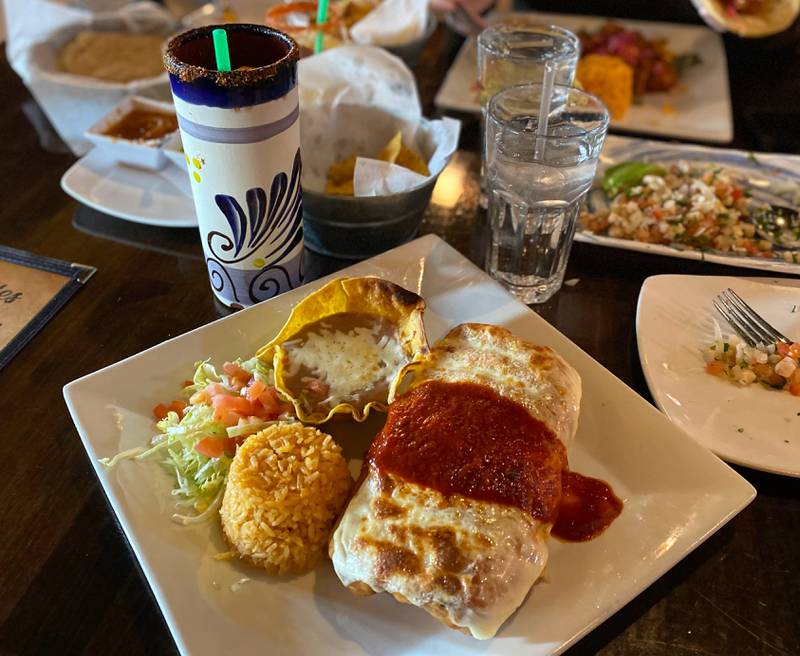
[637,274,800,477]
[61,149,197,228]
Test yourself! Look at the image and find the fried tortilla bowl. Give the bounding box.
[256,276,428,424]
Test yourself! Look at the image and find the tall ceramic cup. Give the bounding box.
[164,24,303,308]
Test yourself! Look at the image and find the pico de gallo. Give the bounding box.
[580,161,800,263]
[704,328,800,395]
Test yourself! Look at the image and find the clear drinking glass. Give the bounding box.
[485,83,609,304]
[477,20,580,206]
[477,21,580,109]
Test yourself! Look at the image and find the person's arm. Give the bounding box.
[430,0,500,35]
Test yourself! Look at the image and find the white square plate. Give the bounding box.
[637,274,800,477]
[435,12,733,143]
[64,235,755,655]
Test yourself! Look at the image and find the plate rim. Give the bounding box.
[60,149,198,229]
[636,272,800,477]
[64,235,757,655]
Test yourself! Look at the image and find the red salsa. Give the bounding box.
[369,379,623,541]
[368,380,568,523]
[103,108,178,141]
[552,471,623,542]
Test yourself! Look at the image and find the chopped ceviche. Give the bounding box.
[581,161,800,263]
[704,325,800,395]
[101,356,295,524]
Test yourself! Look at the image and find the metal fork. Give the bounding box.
[713,288,791,348]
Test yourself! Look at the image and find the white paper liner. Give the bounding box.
[298,45,460,196]
[350,0,430,46]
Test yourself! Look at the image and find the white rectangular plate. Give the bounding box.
[64,235,755,656]
[435,12,733,143]
[578,135,800,275]
[638,274,800,477]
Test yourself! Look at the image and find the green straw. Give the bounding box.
[212,28,231,72]
[314,0,329,54]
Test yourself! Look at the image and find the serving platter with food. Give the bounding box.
[64,234,754,655]
[637,274,800,477]
[577,135,800,273]
[435,12,733,143]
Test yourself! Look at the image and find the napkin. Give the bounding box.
[349,0,430,47]
[298,45,460,196]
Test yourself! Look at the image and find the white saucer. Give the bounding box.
[637,274,800,477]
[61,149,197,228]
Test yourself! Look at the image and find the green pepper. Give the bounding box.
[602,162,667,197]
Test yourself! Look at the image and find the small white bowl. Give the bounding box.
[84,96,178,171]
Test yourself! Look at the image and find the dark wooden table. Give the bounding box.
[2,14,799,656]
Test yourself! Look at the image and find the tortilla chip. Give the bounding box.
[395,145,430,176]
[325,154,357,195]
[324,133,430,196]
[377,132,403,164]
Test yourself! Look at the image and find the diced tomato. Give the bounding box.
[195,437,225,458]
[705,361,726,376]
[223,362,252,384]
[168,400,187,416]
[777,342,791,357]
[205,383,229,397]
[212,394,254,414]
[790,370,800,396]
[731,187,743,201]
[788,343,800,360]
[258,387,281,416]
[212,394,256,425]
[246,379,267,402]
[153,403,170,420]
[182,380,194,388]
[222,437,239,457]
[153,400,187,420]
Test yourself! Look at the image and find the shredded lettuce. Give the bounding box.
[240,356,273,384]
[184,359,222,395]
[101,355,279,525]
[153,403,230,519]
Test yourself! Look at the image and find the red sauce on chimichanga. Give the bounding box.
[552,471,623,542]
[368,379,622,540]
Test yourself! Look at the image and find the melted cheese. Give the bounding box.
[397,323,582,449]
[283,322,407,407]
[332,324,583,638]
[330,467,550,639]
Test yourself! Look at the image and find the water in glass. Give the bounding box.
[485,85,609,304]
